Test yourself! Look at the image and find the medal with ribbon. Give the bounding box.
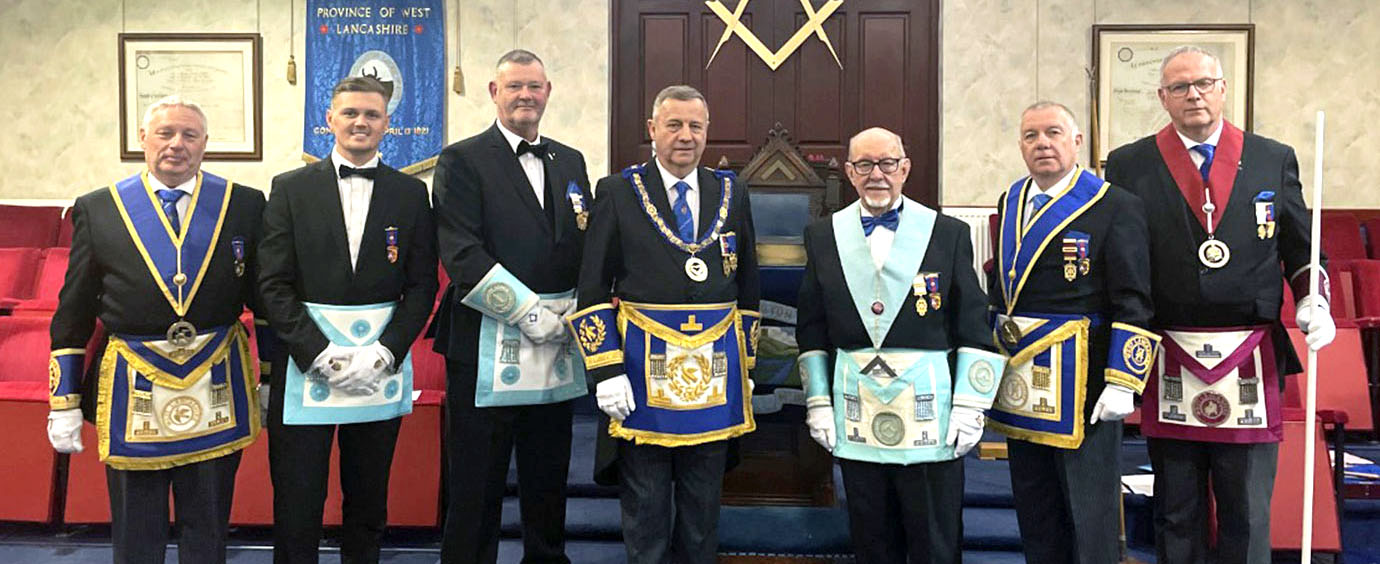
[1077,237,1091,275]
[719,231,737,275]
[385,226,399,264]
[1254,191,1276,240]
[1061,236,1079,281]
[567,180,588,231]
[231,236,246,277]
[912,274,928,316]
[623,164,735,283]
[924,272,941,311]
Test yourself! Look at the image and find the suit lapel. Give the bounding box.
[485,125,551,236]
[643,161,678,233]
[310,160,355,280]
[696,167,720,239]
[547,153,572,238]
[356,165,399,279]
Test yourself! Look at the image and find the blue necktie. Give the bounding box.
[1027,193,1052,226]
[156,189,186,234]
[671,181,694,242]
[1192,144,1215,182]
[861,208,900,236]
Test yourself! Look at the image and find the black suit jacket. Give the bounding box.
[1105,131,1317,375]
[577,160,760,485]
[987,183,1155,412]
[50,174,266,419]
[429,124,591,364]
[796,211,994,387]
[258,159,438,374]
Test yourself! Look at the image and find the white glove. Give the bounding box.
[330,343,393,396]
[310,343,354,378]
[561,299,579,319]
[517,303,569,344]
[595,375,636,421]
[946,406,986,457]
[806,404,835,451]
[47,409,84,453]
[1090,384,1136,424]
[1296,295,1336,351]
[257,383,271,427]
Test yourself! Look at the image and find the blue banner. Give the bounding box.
[305,0,445,173]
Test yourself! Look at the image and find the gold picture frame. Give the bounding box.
[119,33,263,161]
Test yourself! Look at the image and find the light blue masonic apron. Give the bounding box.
[475,290,587,407]
[283,301,413,425]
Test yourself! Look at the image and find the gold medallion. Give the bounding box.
[685,257,709,282]
[999,320,1022,347]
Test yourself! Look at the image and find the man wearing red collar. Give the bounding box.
[1105,46,1334,564]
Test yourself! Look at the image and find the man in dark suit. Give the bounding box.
[567,84,759,563]
[429,49,591,564]
[47,95,270,564]
[1105,46,1333,564]
[987,102,1157,564]
[795,127,1004,564]
[258,76,437,564]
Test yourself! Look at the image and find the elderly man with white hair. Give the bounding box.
[45,95,274,564]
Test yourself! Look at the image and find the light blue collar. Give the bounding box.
[831,196,937,348]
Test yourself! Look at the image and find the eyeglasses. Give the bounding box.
[1163,77,1223,97]
[848,158,905,175]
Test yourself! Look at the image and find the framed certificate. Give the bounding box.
[1091,25,1253,169]
[119,33,263,161]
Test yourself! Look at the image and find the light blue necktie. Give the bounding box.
[156,189,186,234]
[1192,144,1216,182]
[1026,193,1052,226]
[671,181,694,242]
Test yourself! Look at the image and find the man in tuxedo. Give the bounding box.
[795,127,1003,564]
[568,84,759,563]
[46,95,270,564]
[258,76,437,563]
[988,102,1156,564]
[430,49,592,564]
[1105,46,1333,564]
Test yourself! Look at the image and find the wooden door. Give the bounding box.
[611,0,940,206]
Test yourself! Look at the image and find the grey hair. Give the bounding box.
[141,95,208,131]
[1159,45,1224,82]
[1021,101,1080,135]
[650,85,708,120]
[497,49,544,69]
[847,127,906,159]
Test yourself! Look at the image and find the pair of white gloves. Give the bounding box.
[515,300,576,345]
[310,342,395,396]
[594,374,755,421]
[803,383,1143,457]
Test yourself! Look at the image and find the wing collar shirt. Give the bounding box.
[861,197,904,270]
[656,159,700,240]
[331,149,380,270]
[495,119,547,208]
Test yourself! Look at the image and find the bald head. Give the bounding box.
[848,127,906,160]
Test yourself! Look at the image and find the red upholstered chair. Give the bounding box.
[1268,417,1343,553]
[1364,219,1380,259]
[10,247,70,314]
[0,315,62,522]
[0,247,43,310]
[1321,211,1366,261]
[0,205,63,248]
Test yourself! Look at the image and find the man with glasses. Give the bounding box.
[795,127,1004,563]
[1105,46,1333,564]
[988,102,1156,564]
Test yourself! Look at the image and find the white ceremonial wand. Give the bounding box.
[1301,109,1325,561]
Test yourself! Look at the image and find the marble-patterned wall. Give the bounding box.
[2,0,609,198]
[3,1,1376,208]
[941,0,1380,207]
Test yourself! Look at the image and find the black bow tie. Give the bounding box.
[338,164,378,180]
[516,140,548,158]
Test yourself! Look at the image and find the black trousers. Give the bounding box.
[617,440,729,564]
[268,385,402,564]
[106,451,241,564]
[838,456,965,564]
[1147,438,1278,564]
[441,360,574,564]
[1007,419,1123,564]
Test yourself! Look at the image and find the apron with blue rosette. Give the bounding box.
[475,290,587,406]
[283,301,413,424]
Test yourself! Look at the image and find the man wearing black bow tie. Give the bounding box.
[430,49,592,564]
[258,76,437,563]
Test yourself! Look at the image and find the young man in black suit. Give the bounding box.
[1105,46,1333,564]
[47,95,272,564]
[257,76,437,564]
[430,49,592,564]
[988,102,1157,564]
[567,84,759,564]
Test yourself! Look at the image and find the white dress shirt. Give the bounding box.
[1176,120,1224,169]
[1025,167,1079,227]
[495,119,547,208]
[656,159,700,240]
[861,198,904,270]
[146,174,195,229]
[331,149,380,270]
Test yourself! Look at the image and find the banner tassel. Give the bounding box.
[287,54,297,85]
[453,65,464,95]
